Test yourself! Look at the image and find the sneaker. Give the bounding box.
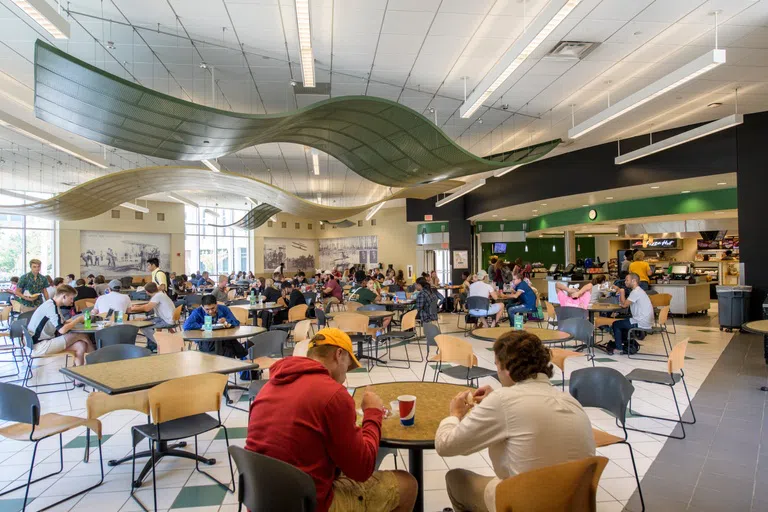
[605,341,616,355]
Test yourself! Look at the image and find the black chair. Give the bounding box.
[303,292,316,306]
[376,309,420,369]
[248,331,289,404]
[315,308,327,330]
[94,324,140,349]
[557,317,596,363]
[421,322,441,381]
[0,382,105,511]
[129,291,149,301]
[556,305,588,323]
[86,344,152,365]
[569,367,645,512]
[0,291,12,304]
[0,317,27,378]
[20,326,76,394]
[184,295,203,319]
[120,276,134,289]
[464,296,493,336]
[228,446,316,512]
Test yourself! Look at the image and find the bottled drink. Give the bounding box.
[249,293,256,306]
[116,310,124,323]
[83,309,91,329]
[204,315,213,331]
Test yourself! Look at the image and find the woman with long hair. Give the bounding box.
[414,276,439,323]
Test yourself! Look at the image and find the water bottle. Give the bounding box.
[249,293,256,306]
[204,315,213,331]
[258,294,264,307]
[117,310,124,323]
[83,309,91,329]
[514,313,524,330]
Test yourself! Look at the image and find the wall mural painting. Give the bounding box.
[80,231,170,278]
[319,236,378,271]
[263,238,317,273]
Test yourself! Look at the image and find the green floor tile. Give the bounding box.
[214,427,248,440]
[171,484,228,509]
[688,340,707,345]
[593,357,616,363]
[64,434,112,449]
[350,367,369,373]
[0,499,33,512]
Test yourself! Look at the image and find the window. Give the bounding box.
[371,219,377,226]
[357,220,363,227]
[184,206,250,277]
[157,213,165,221]
[295,222,300,229]
[135,211,143,220]
[320,223,325,230]
[281,221,287,229]
[0,195,55,285]
[111,210,120,219]
[268,221,273,227]
[308,223,313,230]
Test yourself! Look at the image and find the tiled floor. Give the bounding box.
[0,305,741,512]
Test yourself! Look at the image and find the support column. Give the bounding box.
[564,231,577,266]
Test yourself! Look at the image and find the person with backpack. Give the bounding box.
[147,257,172,297]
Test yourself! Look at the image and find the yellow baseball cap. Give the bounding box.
[308,327,361,371]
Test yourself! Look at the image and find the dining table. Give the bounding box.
[470,326,573,344]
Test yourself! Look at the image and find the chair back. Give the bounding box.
[557,306,588,322]
[466,296,491,313]
[86,344,152,365]
[249,330,289,360]
[345,301,362,312]
[0,381,40,425]
[87,390,150,420]
[315,308,326,328]
[549,348,583,373]
[17,310,35,323]
[155,331,185,354]
[401,309,418,331]
[185,294,203,308]
[20,326,36,350]
[75,298,95,312]
[120,276,134,289]
[288,304,308,322]
[129,291,148,301]
[227,289,238,301]
[545,301,556,320]
[293,340,310,357]
[293,319,313,342]
[569,367,634,426]
[668,338,689,374]
[94,324,140,349]
[434,334,477,367]
[228,445,317,512]
[303,292,316,305]
[650,293,672,308]
[423,322,441,349]
[231,307,249,326]
[331,312,369,334]
[148,373,228,424]
[10,319,28,346]
[172,305,182,324]
[495,456,608,512]
[657,305,670,326]
[558,318,594,346]
[0,291,12,304]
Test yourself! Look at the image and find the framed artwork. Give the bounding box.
[453,250,469,269]
[407,265,414,280]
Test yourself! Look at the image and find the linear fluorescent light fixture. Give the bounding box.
[615,114,743,165]
[493,164,524,178]
[121,202,149,214]
[167,192,199,208]
[570,49,726,139]
[201,159,220,172]
[311,149,320,175]
[436,179,486,207]
[203,208,219,218]
[460,0,582,118]
[365,201,385,221]
[11,0,70,39]
[295,0,315,88]
[245,197,258,207]
[0,108,107,168]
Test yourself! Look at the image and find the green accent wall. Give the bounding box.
[481,237,596,269]
[416,222,449,233]
[476,220,527,232]
[527,189,737,232]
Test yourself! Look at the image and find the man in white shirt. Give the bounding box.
[92,279,131,317]
[467,270,503,327]
[129,282,177,351]
[609,272,655,355]
[435,330,595,512]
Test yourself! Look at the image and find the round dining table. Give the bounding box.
[353,381,471,512]
[69,319,154,333]
[325,309,395,321]
[470,326,572,343]
[743,320,768,390]
[586,302,624,323]
[181,325,266,345]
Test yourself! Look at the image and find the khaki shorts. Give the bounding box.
[32,335,69,357]
[329,471,399,512]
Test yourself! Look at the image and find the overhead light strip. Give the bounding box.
[245,197,258,207]
[0,108,108,168]
[121,202,149,214]
[201,159,220,172]
[615,114,743,165]
[569,49,726,139]
[365,201,385,221]
[11,0,70,39]
[493,164,524,178]
[203,208,220,218]
[167,192,199,208]
[311,149,320,175]
[295,0,315,88]
[460,0,582,118]
[436,179,486,207]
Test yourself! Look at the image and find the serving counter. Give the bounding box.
[650,281,711,315]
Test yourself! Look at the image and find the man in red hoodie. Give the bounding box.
[245,328,417,512]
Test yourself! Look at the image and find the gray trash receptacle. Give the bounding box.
[717,285,752,332]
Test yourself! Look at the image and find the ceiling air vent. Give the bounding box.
[547,41,599,60]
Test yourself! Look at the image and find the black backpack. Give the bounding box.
[155,270,175,299]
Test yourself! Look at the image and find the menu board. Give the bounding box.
[697,237,739,250]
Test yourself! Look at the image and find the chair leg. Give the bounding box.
[39,435,104,511]
[194,430,235,492]
[622,441,645,512]
[680,376,696,425]
[421,346,430,382]
[84,428,91,463]
[626,383,687,440]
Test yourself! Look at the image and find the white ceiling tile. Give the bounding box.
[386,0,441,12]
[565,18,625,43]
[429,12,486,38]
[586,0,655,22]
[605,21,671,45]
[381,10,434,36]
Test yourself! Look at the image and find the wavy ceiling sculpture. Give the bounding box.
[34,40,560,187]
[210,203,281,230]
[0,166,462,221]
[321,220,356,228]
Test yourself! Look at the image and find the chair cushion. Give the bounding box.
[625,368,681,385]
[441,365,497,381]
[0,413,102,441]
[133,413,220,441]
[592,428,624,448]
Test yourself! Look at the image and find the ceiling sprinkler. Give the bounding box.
[199,62,208,69]
[107,41,116,50]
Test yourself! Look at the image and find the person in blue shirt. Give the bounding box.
[505,272,537,326]
[183,295,247,357]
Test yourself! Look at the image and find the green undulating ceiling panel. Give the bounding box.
[210,203,281,230]
[34,40,560,187]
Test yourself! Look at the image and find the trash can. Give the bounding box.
[716,285,752,332]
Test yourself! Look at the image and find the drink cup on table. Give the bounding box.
[390,400,400,418]
[397,395,416,426]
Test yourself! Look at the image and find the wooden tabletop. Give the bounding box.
[588,303,624,312]
[377,299,415,306]
[353,382,470,448]
[231,303,286,311]
[69,320,154,333]
[471,326,573,343]
[130,300,148,306]
[326,310,395,319]
[60,351,260,394]
[743,320,768,335]
[182,325,266,341]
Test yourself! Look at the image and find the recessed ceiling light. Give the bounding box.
[532,209,538,213]
[541,203,548,206]
[707,102,723,108]
[582,204,589,207]
[492,214,498,217]
[717,182,727,185]
[502,218,507,220]
[539,235,544,238]
[650,186,660,189]
[681,190,691,194]
[714,211,725,215]
[605,196,613,200]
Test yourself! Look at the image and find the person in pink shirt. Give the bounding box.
[555,282,591,309]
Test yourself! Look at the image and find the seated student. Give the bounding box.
[554,282,592,310]
[196,271,214,288]
[73,278,98,302]
[262,278,282,303]
[274,281,306,324]
[211,275,230,303]
[27,285,95,372]
[93,275,109,296]
[321,271,343,309]
[245,328,417,512]
[435,330,595,512]
[609,272,654,355]
[349,271,377,305]
[183,295,246,357]
[130,282,177,351]
[413,277,439,324]
[92,279,131,317]
[505,272,537,325]
[468,270,503,327]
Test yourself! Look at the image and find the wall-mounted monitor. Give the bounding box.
[492,242,507,254]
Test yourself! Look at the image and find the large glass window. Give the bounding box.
[184,207,250,277]
[0,195,55,285]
